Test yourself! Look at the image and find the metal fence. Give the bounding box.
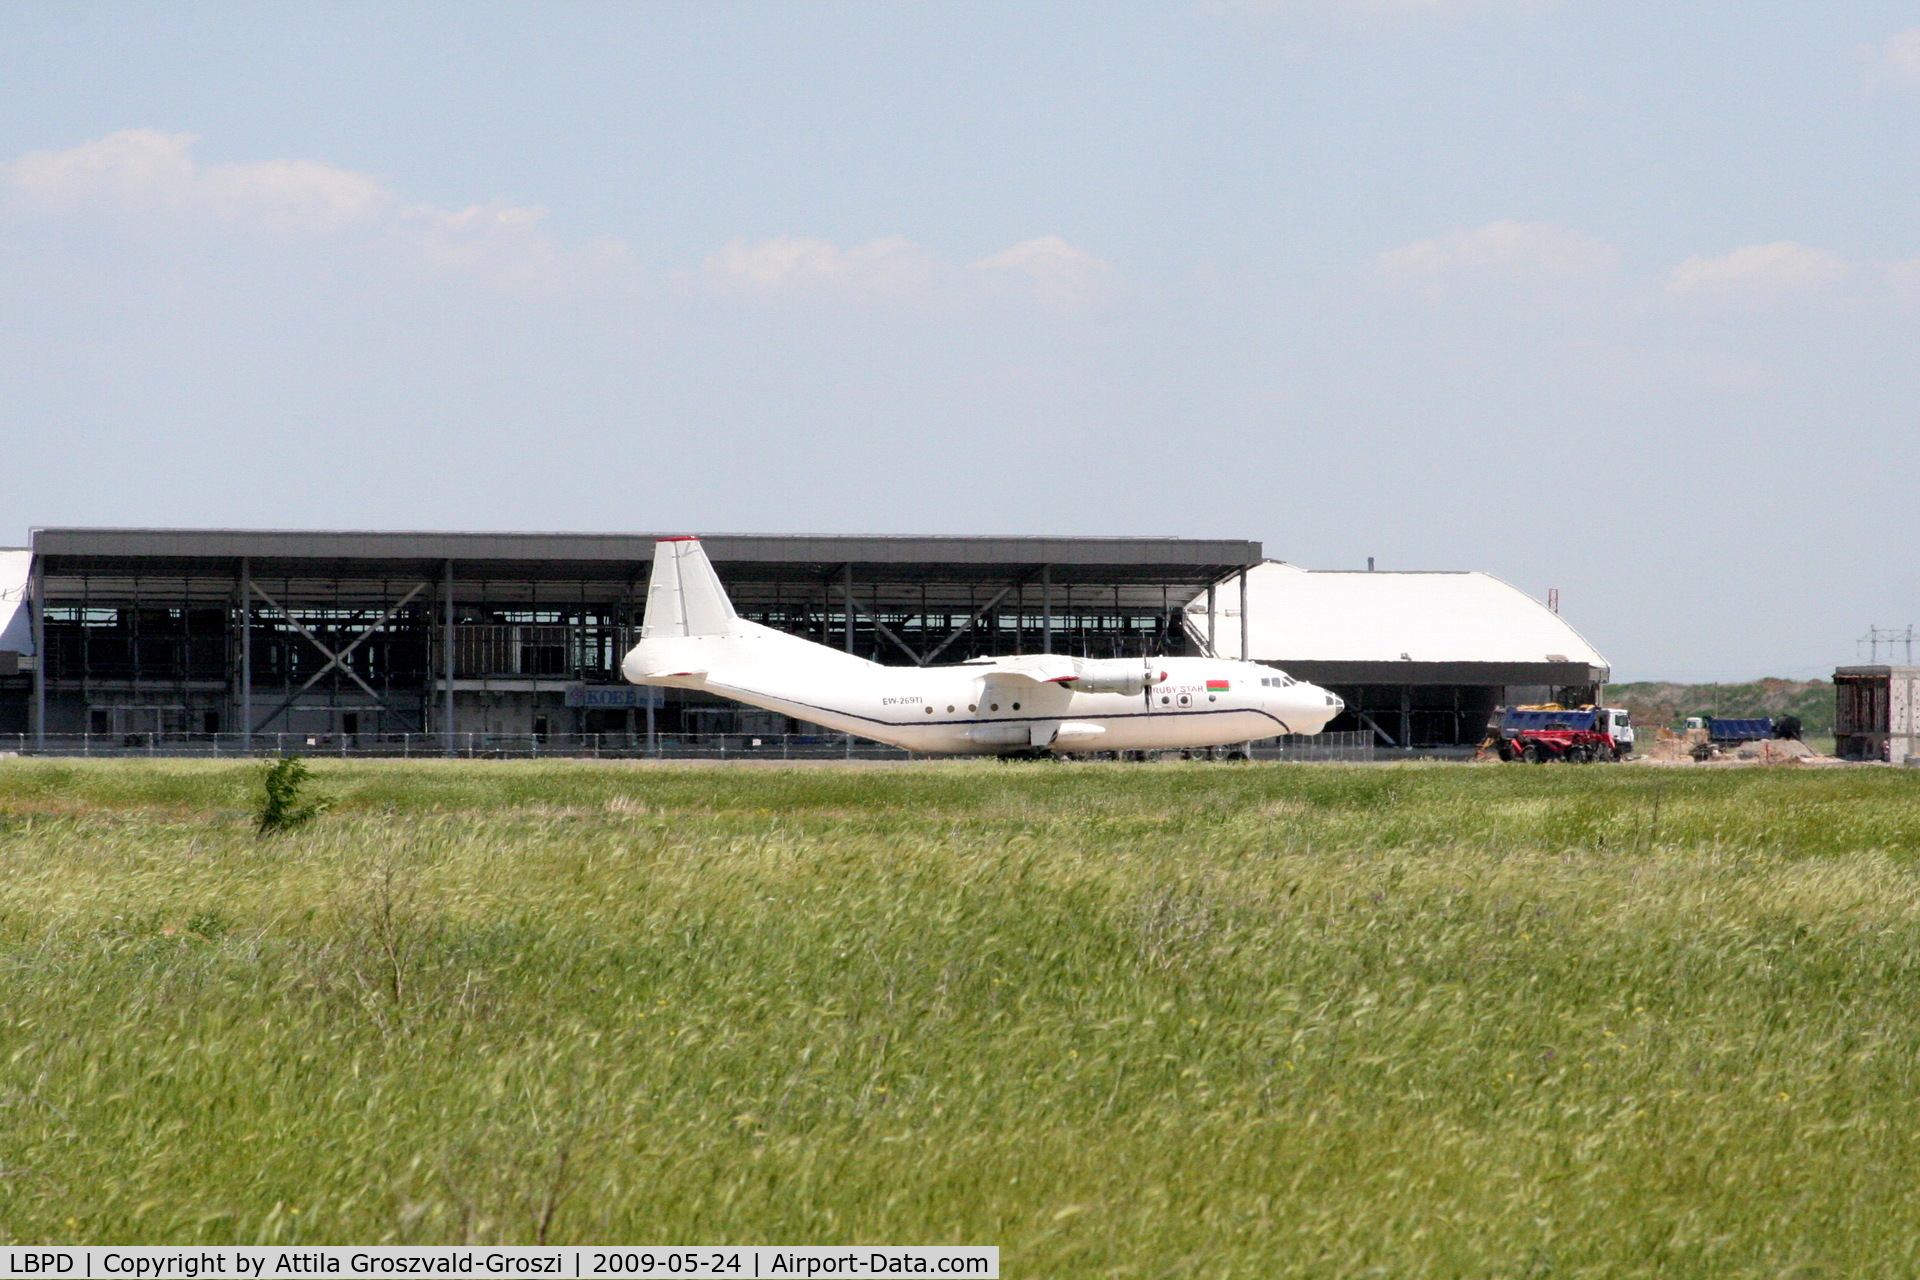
[0,728,1377,762]
[1249,730,1377,762]
[0,732,908,760]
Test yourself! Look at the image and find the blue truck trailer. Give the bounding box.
[1703,717,1774,744]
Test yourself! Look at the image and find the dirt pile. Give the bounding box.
[1732,738,1816,762]
[1641,730,1840,766]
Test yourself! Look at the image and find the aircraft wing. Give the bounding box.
[967,654,1084,684]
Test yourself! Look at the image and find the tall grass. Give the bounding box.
[3,759,1920,1274]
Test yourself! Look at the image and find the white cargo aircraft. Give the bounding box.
[620,538,1344,755]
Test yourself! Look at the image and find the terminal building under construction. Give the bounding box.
[0,528,1611,752]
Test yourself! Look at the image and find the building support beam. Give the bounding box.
[1239,568,1250,663]
[837,586,924,666]
[1205,583,1217,658]
[921,579,1026,665]
[842,564,854,653]
[1040,564,1053,654]
[30,553,44,750]
[240,557,252,752]
[1357,709,1399,748]
[248,581,427,731]
[442,559,455,751]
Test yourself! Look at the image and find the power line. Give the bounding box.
[1858,625,1917,665]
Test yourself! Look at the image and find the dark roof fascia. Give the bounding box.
[31,528,1260,569]
[1269,660,1610,686]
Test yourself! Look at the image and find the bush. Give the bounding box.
[256,755,329,833]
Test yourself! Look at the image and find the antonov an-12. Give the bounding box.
[620,537,1345,755]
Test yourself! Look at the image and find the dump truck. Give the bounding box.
[1691,716,1774,745]
[1492,705,1634,762]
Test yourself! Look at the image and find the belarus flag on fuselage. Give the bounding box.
[1206,679,1230,691]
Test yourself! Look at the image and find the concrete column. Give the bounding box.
[240,557,252,749]
[1206,583,1217,657]
[843,564,854,653]
[30,551,44,750]
[443,559,455,750]
[1239,568,1250,662]
[1041,564,1053,653]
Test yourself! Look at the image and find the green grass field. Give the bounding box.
[4,759,1920,1275]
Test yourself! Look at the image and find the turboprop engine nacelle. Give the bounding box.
[1065,659,1167,696]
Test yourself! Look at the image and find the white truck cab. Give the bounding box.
[1604,707,1634,754]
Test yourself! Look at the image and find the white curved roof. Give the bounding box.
[1188,561,1607,668]
[0,549,29,654]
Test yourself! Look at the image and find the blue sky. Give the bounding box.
[2,2,1918,680]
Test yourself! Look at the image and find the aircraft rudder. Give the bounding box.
[641,536,738,640]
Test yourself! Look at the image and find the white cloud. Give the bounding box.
[969,235,1118,307]
[1865,27,1920,91]
[4,129,385,234]
[1667,242,1852,298]
[1,130,621,292]
[393,199,636,292]
[702,235,946,298]
[1373,219,1619,300]
[702,232,1116,309]
[5,132,1108,313]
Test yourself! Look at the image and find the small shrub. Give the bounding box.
[184,908,229,940]
[256,755,329,833]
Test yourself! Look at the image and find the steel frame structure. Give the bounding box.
[26,530,1260,745]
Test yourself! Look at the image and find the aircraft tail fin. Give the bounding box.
[624,536,876,685]
[642,537,738,639]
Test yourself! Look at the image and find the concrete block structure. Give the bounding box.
[1834,665,1920,763]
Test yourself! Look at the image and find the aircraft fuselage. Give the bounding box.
[627,655,1341,754]
[619,537,1344,755]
